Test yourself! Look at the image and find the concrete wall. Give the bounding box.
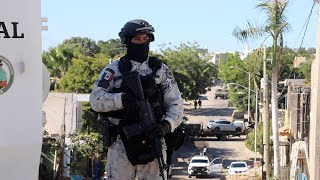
[42,93,89,144]
[0,1,42,179]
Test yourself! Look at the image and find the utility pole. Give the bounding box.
[254,87,258,175]
[60,97,67,180]
[262,45,270,179]
[309,1,320,178]
[248,73,251,123]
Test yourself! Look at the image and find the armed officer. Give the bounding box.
[90,19,183,180]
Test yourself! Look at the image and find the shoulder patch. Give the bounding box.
[101,70,114,81]
[101,68,114,81]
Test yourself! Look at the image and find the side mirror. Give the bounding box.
[247,166,251,168]
[227,166,230,168]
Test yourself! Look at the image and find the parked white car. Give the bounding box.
[227,161,250,175]
[207,119,243,132]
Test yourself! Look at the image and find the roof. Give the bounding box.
[279,125,290,136]
[192,155,209,160]
[230,161,247,164]
[282,79,306,86]
[211,119,229,122]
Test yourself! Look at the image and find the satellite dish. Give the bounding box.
[42,63,50,103]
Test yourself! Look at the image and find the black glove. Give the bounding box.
[122,92,138,110]
[153,120,171,138]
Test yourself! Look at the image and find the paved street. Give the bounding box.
[169,86,262,180]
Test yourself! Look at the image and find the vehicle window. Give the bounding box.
[213,159,222,164]
[191,159,208,163]
[232,111,244,119]
[231,163,246,168]
[221,121,231,124]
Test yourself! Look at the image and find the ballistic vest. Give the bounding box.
[101,56,164,123]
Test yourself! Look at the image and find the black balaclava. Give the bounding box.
[126,41,150,63]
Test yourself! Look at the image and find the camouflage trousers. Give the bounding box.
[105,135,167,180]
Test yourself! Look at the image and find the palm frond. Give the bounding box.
[256,0,290,36]
[233,21,266,43]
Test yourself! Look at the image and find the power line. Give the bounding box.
[293,1,316,48]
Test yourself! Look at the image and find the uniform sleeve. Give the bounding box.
[90,63,124,112]
[159,64,184,132]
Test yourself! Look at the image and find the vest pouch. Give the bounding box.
[120,131,155,165]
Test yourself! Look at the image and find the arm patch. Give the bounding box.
[101,71,114,81]
[97,79,110,89]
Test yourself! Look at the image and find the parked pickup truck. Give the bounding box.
[214,88,228,99]
[187,155,223,178]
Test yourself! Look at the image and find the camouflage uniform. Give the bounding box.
[90,58,183,180]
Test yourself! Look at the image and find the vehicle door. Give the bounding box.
[221,120,233,131]
[216,121,227,131]
[210,158,223,174]
[228,121,237,131]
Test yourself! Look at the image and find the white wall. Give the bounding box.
[42,93,89,144]
[0,0,42,179]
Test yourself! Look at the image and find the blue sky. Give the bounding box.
[41,0,318,53]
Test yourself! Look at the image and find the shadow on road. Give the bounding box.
[184,107,234,117]
[191,136,247,142]
[197,96,209,100]
[170,140,237,179]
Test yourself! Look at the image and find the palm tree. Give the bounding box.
[232,0,290,179]
[43,45,74,78]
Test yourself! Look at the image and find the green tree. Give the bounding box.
[245,123,263,155]
[97,39,126,59]
[161,43,217,100]
[59,53,109,93]
[218,53,246,85]
[307,47,316,55]
[233,1,290,177]
[218,53,249,110]
[69,129,104,175]
[62,37,100,57]
[43,45,74,78]
[298,59,312,82]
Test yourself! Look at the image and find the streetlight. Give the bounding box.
[229,82,258,175]
[228,83,254,92]
[230,66,251,123]
[228,78,259,176]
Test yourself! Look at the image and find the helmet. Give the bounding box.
[118,19,155,44]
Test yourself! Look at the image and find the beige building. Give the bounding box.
[280,79,310,179]
[209,52,232,65]
[208,47,251,65]
[293,57,307,68]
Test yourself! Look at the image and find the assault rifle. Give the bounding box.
[122,71,167,180]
